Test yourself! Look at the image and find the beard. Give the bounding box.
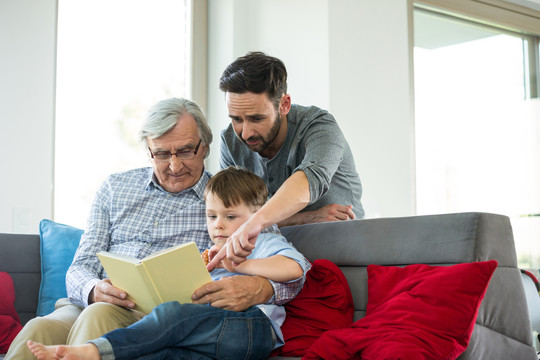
[242,112,282,154]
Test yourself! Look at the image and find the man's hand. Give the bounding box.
[191,275,273,311]
[89,279,135,309]
[312,204,356,222]
[206,216,263,271]
[278,204,355,227]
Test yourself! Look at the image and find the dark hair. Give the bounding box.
[219,51,288,107]
[204,167,268,210]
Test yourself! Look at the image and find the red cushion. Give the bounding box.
[0,272,22,353]
[271,259,354,357]
[303,260,497,360]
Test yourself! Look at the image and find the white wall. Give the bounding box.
[206,0,332,173]
[207,0,416,218]
[0,0,57,233]
[328,1,416,217]
[0,0,415,234]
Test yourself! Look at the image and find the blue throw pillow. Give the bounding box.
[37,219,84,316]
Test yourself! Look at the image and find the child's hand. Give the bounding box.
[205,245,227,270]
[206,244,241,272]
[208,244,222,261]
[202,246,222,268]
[201,249,211,267]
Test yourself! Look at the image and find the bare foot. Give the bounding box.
[26,341,101,360]
[26,341,59,360]
[54,343,101,360]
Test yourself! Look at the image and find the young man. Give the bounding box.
[27,167,310,360]
[208,51,364,271]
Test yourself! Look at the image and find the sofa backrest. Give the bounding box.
[0,233,40,325]
[280,212,537,360]
[0,213,536,359]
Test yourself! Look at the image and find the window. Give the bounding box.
[54,0,189,229]
[414,7,540,268]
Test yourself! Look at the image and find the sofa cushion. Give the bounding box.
[271,259,354,357]
[37,219,83,316]
[303,260,497,360]
[0,272,22,353]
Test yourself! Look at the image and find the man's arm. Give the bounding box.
[277,108,360,227]
[191,273,308,310]
[207,171,310,269]
[198,235,311,311]
[66,180,133,309]
[191,275,274,311]
[277,204,356,227]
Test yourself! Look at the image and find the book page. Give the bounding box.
[141,242,212,304]
[97,251,161,314]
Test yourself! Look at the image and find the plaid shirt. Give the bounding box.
[66,167,303,307]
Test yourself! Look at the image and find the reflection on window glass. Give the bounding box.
[414,9,540,269]
[55,0,188,228]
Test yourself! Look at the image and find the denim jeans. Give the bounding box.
[90,302,275,360]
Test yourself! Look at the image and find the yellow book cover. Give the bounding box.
[97,242,212,314]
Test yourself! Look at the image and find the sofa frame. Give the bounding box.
[0,212,537,359]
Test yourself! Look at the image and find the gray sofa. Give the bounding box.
[0,212,537,359]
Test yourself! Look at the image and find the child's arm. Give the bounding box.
[224,255,303,282]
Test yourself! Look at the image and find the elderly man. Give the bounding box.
[5,98,302,360]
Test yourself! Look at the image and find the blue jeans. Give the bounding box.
[90,302,275,360]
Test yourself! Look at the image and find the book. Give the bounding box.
[97,241,212,314]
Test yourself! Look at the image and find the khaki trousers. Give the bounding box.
[4,298,144,360]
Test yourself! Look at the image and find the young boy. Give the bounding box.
[27,166,309,360]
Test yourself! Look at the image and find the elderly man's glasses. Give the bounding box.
[149,140,202,161]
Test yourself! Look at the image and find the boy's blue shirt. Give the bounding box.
[210,232,310,349]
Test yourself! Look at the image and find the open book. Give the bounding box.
[97,242,212,314]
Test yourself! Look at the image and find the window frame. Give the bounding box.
[412,1,540,268]
[415,0,540,35]
[414,4,540,99]
[53,0,205,228]
[187,0,208,110]
[415,0,540,100]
